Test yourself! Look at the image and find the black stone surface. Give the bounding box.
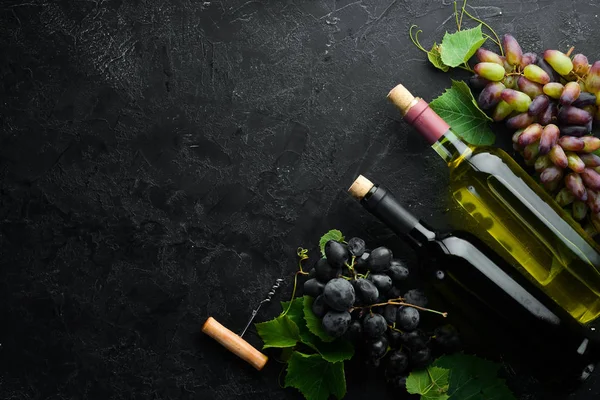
[2,0,600,399]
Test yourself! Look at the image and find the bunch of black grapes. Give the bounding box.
[303,239,461,390]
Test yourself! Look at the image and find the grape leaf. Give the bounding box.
[406,366,450,399]
[428,366,450,394]
[433,354,516,400]
[255,315,300,349]
[285,352,346,400]
[303,296,335,342]
[428,43,449,72]
[406,369,433,395]
[283,297,354,362]
[423,393,450,400]
[281,297,307,330]
[440,25,486,68]
[430,80,495,146]
[319,229,344,256]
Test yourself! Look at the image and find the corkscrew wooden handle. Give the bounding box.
[202,317,268,370]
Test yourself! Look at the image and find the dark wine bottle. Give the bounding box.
[349,175,597,383]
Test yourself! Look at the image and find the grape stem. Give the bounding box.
[352,297,448,318]
[344,256,358,279]
[409,25,428,54]
[461,5,503,54]
[566,46,575,57]
[453,1,466,31]
[458,63,474,73]
[281,248,310,316]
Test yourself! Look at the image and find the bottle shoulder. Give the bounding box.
[452,145,522,172]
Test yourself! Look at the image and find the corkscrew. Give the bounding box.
[202,278,285,370]
[239,278,284,337]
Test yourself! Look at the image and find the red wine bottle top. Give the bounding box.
[387,84,450,145]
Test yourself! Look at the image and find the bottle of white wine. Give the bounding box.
[387,83,600,327]
[349,174,596,382]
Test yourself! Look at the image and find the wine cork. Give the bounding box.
[387,84,419,115]
[348,175,374,200]
[202,317,268,370]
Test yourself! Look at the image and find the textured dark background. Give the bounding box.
[2,0,600,399]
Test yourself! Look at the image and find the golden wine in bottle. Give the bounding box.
[387,84,600,327]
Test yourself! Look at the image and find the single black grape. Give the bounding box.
[382,304,398,324]
[307,268,316,280]
[572,92,597,107]
[433,324,461,353]
[325,240,350,268]
[347,237,366,257]
[343,320,363,342]
[304,278,325,297]
[354,252,370,273]
[411,347,433,369]
[376,292,389,303]
[353,278,379,304]
[387,260,409,282]
[365,356,381,369]
[367,335,389,360]
[387,286,402,300]
[387,329,402,348]
[469,74,491,90]
[363,313,388,338]
[314,257,341,282]
[401,330,427,350]
[386,350,409,375]
[403,289,428,307]
[311,295,329,318]
[388,375,408,390]
[323,278,355,311]
[322,310,351,337]
[368,274,393,294]
[396,307,420,332]
[368,246,393,272]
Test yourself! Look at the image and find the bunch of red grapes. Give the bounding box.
[470,34,600,230]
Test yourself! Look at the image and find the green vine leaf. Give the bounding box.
[406,369,433,395]
[319,229,344,256]
[285,352,346,400]
[255,315,300,349]
[440,24,486,68]
[407,366,450,399]
[430,80,495,146]
[428,43,449,72]
[433,354,516,400]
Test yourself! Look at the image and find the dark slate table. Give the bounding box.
[2,0,600,399]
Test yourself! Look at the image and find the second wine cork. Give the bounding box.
[348,175,374,200]
[202,317,269,370]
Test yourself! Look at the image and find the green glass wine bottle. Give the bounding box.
[387,83,600,326]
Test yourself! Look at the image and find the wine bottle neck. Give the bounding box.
[432,130,473,165]
[362,185,436,246]
[401,98,472,165]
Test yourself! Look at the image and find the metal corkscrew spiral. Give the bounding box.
[240,278,284,337]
